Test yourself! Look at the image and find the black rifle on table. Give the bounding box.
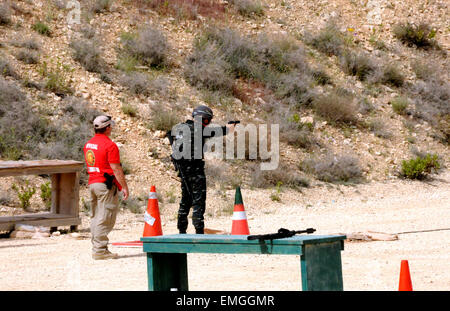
[227,120,241,125]
[247,228,316,241]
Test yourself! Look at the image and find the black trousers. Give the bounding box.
[177,162,206,233]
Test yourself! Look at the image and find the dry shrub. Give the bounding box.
[39,96,101,161]
[11,37,40,50]
[379,63,405,87]
[0,56,18,78]
[313,90,358,125]
[147,103,180,131]
[15,49,39,64]
[339,50,377,81]
[230,0,264,17]
[120,26,171,69]
[0,2,11,25]
[89,0,111,14]
[304,21,349,57]
[301,152,363,183]
[119,72,171,98]
[137,0,226,20]
[0,78,48,160]
[366,118,392,139]
[184,41,234,93]
[70,38,106,73]
[250,162,310,189]
[186,26,317,109]
[0,79,99,162]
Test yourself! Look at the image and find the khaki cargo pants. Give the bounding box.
[89,183,119,255]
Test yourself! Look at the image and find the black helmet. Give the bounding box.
[192,105,213,121]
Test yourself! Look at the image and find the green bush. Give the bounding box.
[390,96,409,115]
[12,181,36,211]
[40,182,52,210]
[393,22,438,49]
[32,21,52,37]
[39,61,73,95]
[121,102,138,117]
[401,154,440,179]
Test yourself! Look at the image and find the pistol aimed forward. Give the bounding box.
[247,228,316,241]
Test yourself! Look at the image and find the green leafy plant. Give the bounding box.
[121,102,138,117]
[401,154,440,180]
[11,181,36,211]
[39,60,73,95]
[390,96,409,115]
[32,21,52,37]
[270,181,283,202]
[393,22,438,49]
[40,182,52,210]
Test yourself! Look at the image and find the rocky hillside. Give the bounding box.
[0,0,448,217]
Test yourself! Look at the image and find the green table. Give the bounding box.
[141,234,346,291]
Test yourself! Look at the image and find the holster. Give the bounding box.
[103,173,115,190]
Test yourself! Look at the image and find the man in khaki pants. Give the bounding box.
[83,115,129,260]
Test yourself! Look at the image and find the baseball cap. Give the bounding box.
[93,115,115,129]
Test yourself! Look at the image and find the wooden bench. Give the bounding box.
[0,160,84,232]
[141,234,346,291]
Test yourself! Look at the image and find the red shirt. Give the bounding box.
[83,134,121,189]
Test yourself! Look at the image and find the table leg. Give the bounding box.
[300,241,344,291]
[147,253,188,291]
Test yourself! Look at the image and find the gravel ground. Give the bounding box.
[0,171,449,291]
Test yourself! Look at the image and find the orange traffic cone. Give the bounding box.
[111,185,162,247]
[142,185,163,237]
[399,260,413,291]
[231,187,250,235]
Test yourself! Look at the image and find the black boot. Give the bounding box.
[195,228,204,234]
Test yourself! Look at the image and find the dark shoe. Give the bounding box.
[195,228,204,234]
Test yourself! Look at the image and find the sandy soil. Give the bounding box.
[0,170,449,291]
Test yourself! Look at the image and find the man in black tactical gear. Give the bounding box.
[167,105,236,234]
